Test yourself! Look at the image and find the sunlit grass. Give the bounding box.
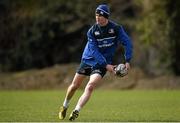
[0,90,180,122]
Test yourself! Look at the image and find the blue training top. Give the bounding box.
[81,20,133,68]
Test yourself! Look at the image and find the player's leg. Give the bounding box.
[59,73,86,120]
[69,73,102,121]
[64,73,86,104]
[75,73,102,109]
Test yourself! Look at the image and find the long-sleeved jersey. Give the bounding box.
[81,20,133,68]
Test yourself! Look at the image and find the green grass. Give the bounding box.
[0,90,180,122]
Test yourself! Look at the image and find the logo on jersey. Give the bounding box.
[108,29,114,34]
[100,11,104,15]
[95,31,100,36]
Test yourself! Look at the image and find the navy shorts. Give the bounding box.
[76,62,107,78]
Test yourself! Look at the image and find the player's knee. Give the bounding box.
[86,84,94,92]
[70,82,81,90]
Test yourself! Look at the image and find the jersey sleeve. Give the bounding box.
[87,29,107,67]
[117,26,133,62]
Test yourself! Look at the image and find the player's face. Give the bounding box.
[95,14,108,26]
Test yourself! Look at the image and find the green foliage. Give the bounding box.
[1,0,180,75]
[136,0,168,46]
[0,0,93,71]
[166,0,180,75]
[134,0,180,75]
[0,0,133,72]
[135,0,172,75]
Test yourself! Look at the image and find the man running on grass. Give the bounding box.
[59,4,133,121]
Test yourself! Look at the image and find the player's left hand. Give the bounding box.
[125,62,131,71]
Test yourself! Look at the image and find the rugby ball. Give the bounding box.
[114,64,128,77]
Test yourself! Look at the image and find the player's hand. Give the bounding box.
[106,64,116,74]
[125,62,131,71]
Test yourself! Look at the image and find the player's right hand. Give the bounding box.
[106,64,116,74]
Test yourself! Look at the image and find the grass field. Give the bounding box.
[0,90,180,122]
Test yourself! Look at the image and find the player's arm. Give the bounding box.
[117,26,133,70]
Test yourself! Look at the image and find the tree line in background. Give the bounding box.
[0,0,180,76]
[135,0,180,75]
